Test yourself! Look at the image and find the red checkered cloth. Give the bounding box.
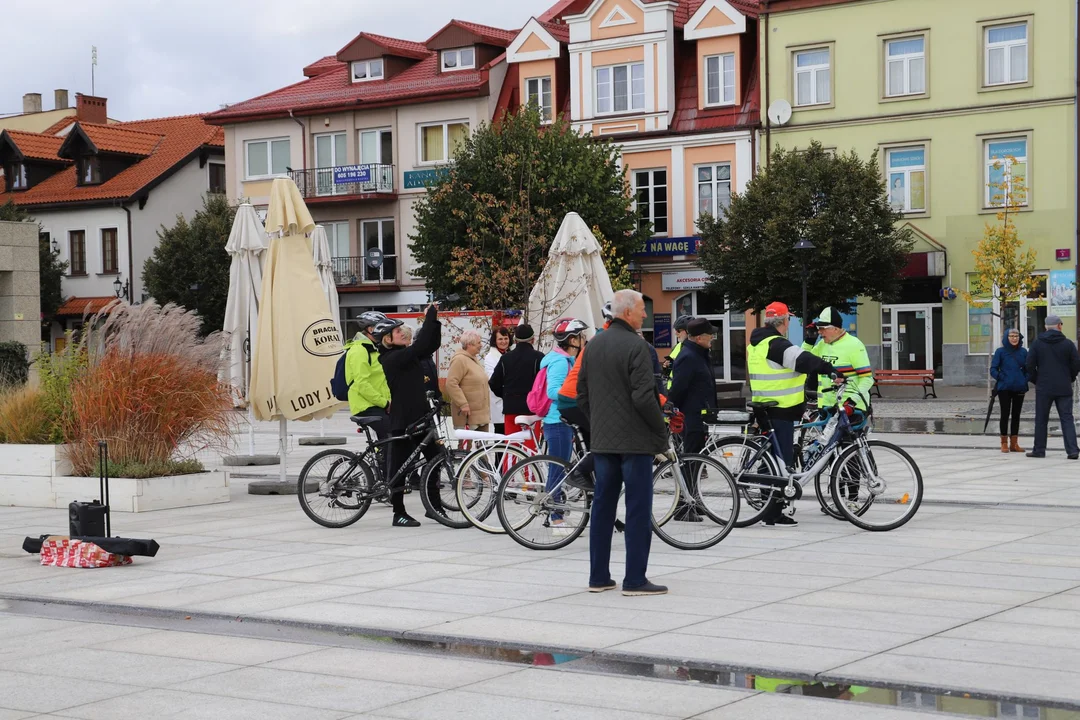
[39,536,132,568]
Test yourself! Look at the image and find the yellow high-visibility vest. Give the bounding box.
[747,335,805,408]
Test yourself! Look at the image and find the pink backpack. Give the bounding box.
[527,366,553,416]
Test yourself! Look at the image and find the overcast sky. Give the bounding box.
[3,0,555,121]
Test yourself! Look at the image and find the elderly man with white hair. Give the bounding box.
[445,329,491,430]
[577,289,669,596]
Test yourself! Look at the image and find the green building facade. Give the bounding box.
[760,0,1077,384]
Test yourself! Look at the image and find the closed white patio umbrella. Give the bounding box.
[251,179,347,482]
[526,212,615,350]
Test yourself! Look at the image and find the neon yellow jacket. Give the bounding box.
[803,331,873,410]
[345,337,390,414]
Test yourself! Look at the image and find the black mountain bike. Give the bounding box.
[297,394,470,529]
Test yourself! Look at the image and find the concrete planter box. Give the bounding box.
[0,443,230,512]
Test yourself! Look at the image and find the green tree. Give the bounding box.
[143,194,233,336]
[0,200,68,339]
[409,106,649,310]
[697,142,913,318]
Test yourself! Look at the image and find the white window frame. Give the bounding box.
[244,137,291,180]
[417,120,469,166]
[885,145,927,214]
[793,47,831,107]
[985,22,1028,86]
[695,163,732,222]
[704,53,736,107]
[884,36,926,97]
[351,59,384,83]
[525,76,553,123]
[633,168,669,237]
[360,217,397,284]
[359,127,392,164]
[984,136,1029,208]
[9,163,27,190]
[441,48,475,72]
[595,62,646,116]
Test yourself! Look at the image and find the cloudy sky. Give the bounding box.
[3,0,556,121]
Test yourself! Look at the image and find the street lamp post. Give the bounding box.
[112,274,130,302]
[793,238,815,329]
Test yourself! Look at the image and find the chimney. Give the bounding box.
[22,93,42,114]
[75,93,107,124]
[54,89,69,110]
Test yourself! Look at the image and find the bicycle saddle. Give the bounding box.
[350,415,384,427]
[748,401,779,410]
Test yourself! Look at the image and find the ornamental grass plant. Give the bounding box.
[63,302,236,477]
[0,385,54,444]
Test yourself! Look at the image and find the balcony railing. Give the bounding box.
[289,164,395,199]
[332,255,398,287]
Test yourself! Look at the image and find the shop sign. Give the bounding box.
[1056,248,1071,262]
[1049,269,1076,317]
[636,236,698,256]
[661,270,710,291]
[403,168,448,189]
[333,165,372,184]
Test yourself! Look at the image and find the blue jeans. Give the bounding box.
[544,423,573,518]
[1033,394,1079,456]
[590,453,653,589]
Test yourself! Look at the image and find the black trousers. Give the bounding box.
[387,432,441,515]
[1033,394,1079,456]
[998,390,1025,437]
[355,407,390,476]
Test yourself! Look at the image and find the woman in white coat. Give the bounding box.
[484,326,514,435]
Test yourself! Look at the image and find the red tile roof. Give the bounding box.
[74,123,163,157]
[56,296,118,317]
[541,0,758,27]
[358,33,431,59]
[3,131,66,162]
[430,20,519,47]
[40,115,78,136]
[209,35,511,123]
[537,19,571,44]
[303,55,343,78]
[0,114,224,207]
[670,40,760,132]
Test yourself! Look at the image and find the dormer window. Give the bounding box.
[352,59,384,83]
[441,48,475,71]
[6,163,27,191]
[78,156,101,186]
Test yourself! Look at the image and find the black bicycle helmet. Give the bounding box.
[357,311,389,331]
[601,302,614,321]
[371,317,404,339]
[552,318,589,343]
[673,315,693,332]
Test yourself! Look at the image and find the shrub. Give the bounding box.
[0,386,54,444]
[0,341,29,387]
[64,302,237,476]
[35,335,89,444]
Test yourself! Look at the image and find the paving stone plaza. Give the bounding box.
[2,401,1080,719]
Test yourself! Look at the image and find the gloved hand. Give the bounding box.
[804,324,819,345]
[662,401,675,416]
[669,412,685,434]
[843,399,857,416]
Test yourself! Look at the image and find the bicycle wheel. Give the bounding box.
[456,444,531,534]
[496,455,590,551]
[830,440,923,532]
[297,449,375,528]
[814,453,845,520]
[421,455,472,529]
[709,437,781,528]
[651,453,738,550]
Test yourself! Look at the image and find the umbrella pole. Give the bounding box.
[320,419,326,437]
[279,418,287,485]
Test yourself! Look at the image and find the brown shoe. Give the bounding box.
[1000,436,1009,453]
[1010,436,1024,453]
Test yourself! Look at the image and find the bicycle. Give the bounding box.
[296,393,471,529]
[453,415,544,534]
[711,379,923,531]
[494,412,740,551]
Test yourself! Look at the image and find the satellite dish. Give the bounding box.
[768,99,792,126]
[365,248,384,269]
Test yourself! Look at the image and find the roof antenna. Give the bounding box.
[91,46,98,95]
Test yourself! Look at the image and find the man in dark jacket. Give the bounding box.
[378,303,443,526]
[578,289,668,596]
[1025,315,1080,460]
[489,324,544,434]
[667,317,718,522]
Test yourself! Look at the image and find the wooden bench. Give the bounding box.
[871,369,937,399]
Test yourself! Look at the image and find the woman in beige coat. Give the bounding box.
[445,330,491,430]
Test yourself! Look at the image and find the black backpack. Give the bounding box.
[330,343,373,402]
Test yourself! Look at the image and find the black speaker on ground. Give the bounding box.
[69,500,107,537]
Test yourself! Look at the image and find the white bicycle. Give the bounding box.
[454,415,544,534]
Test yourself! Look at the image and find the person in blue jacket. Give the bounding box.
[541,318,588,532]
[990,328,1028,453]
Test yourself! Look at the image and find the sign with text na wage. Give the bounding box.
[637,236,699,257]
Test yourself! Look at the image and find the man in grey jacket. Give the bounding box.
[578,289,668,596]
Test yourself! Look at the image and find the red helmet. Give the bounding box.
[552,318,589,343]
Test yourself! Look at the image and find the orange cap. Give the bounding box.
[764,302,790,319]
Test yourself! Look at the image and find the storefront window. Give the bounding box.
[966,273,993,355]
